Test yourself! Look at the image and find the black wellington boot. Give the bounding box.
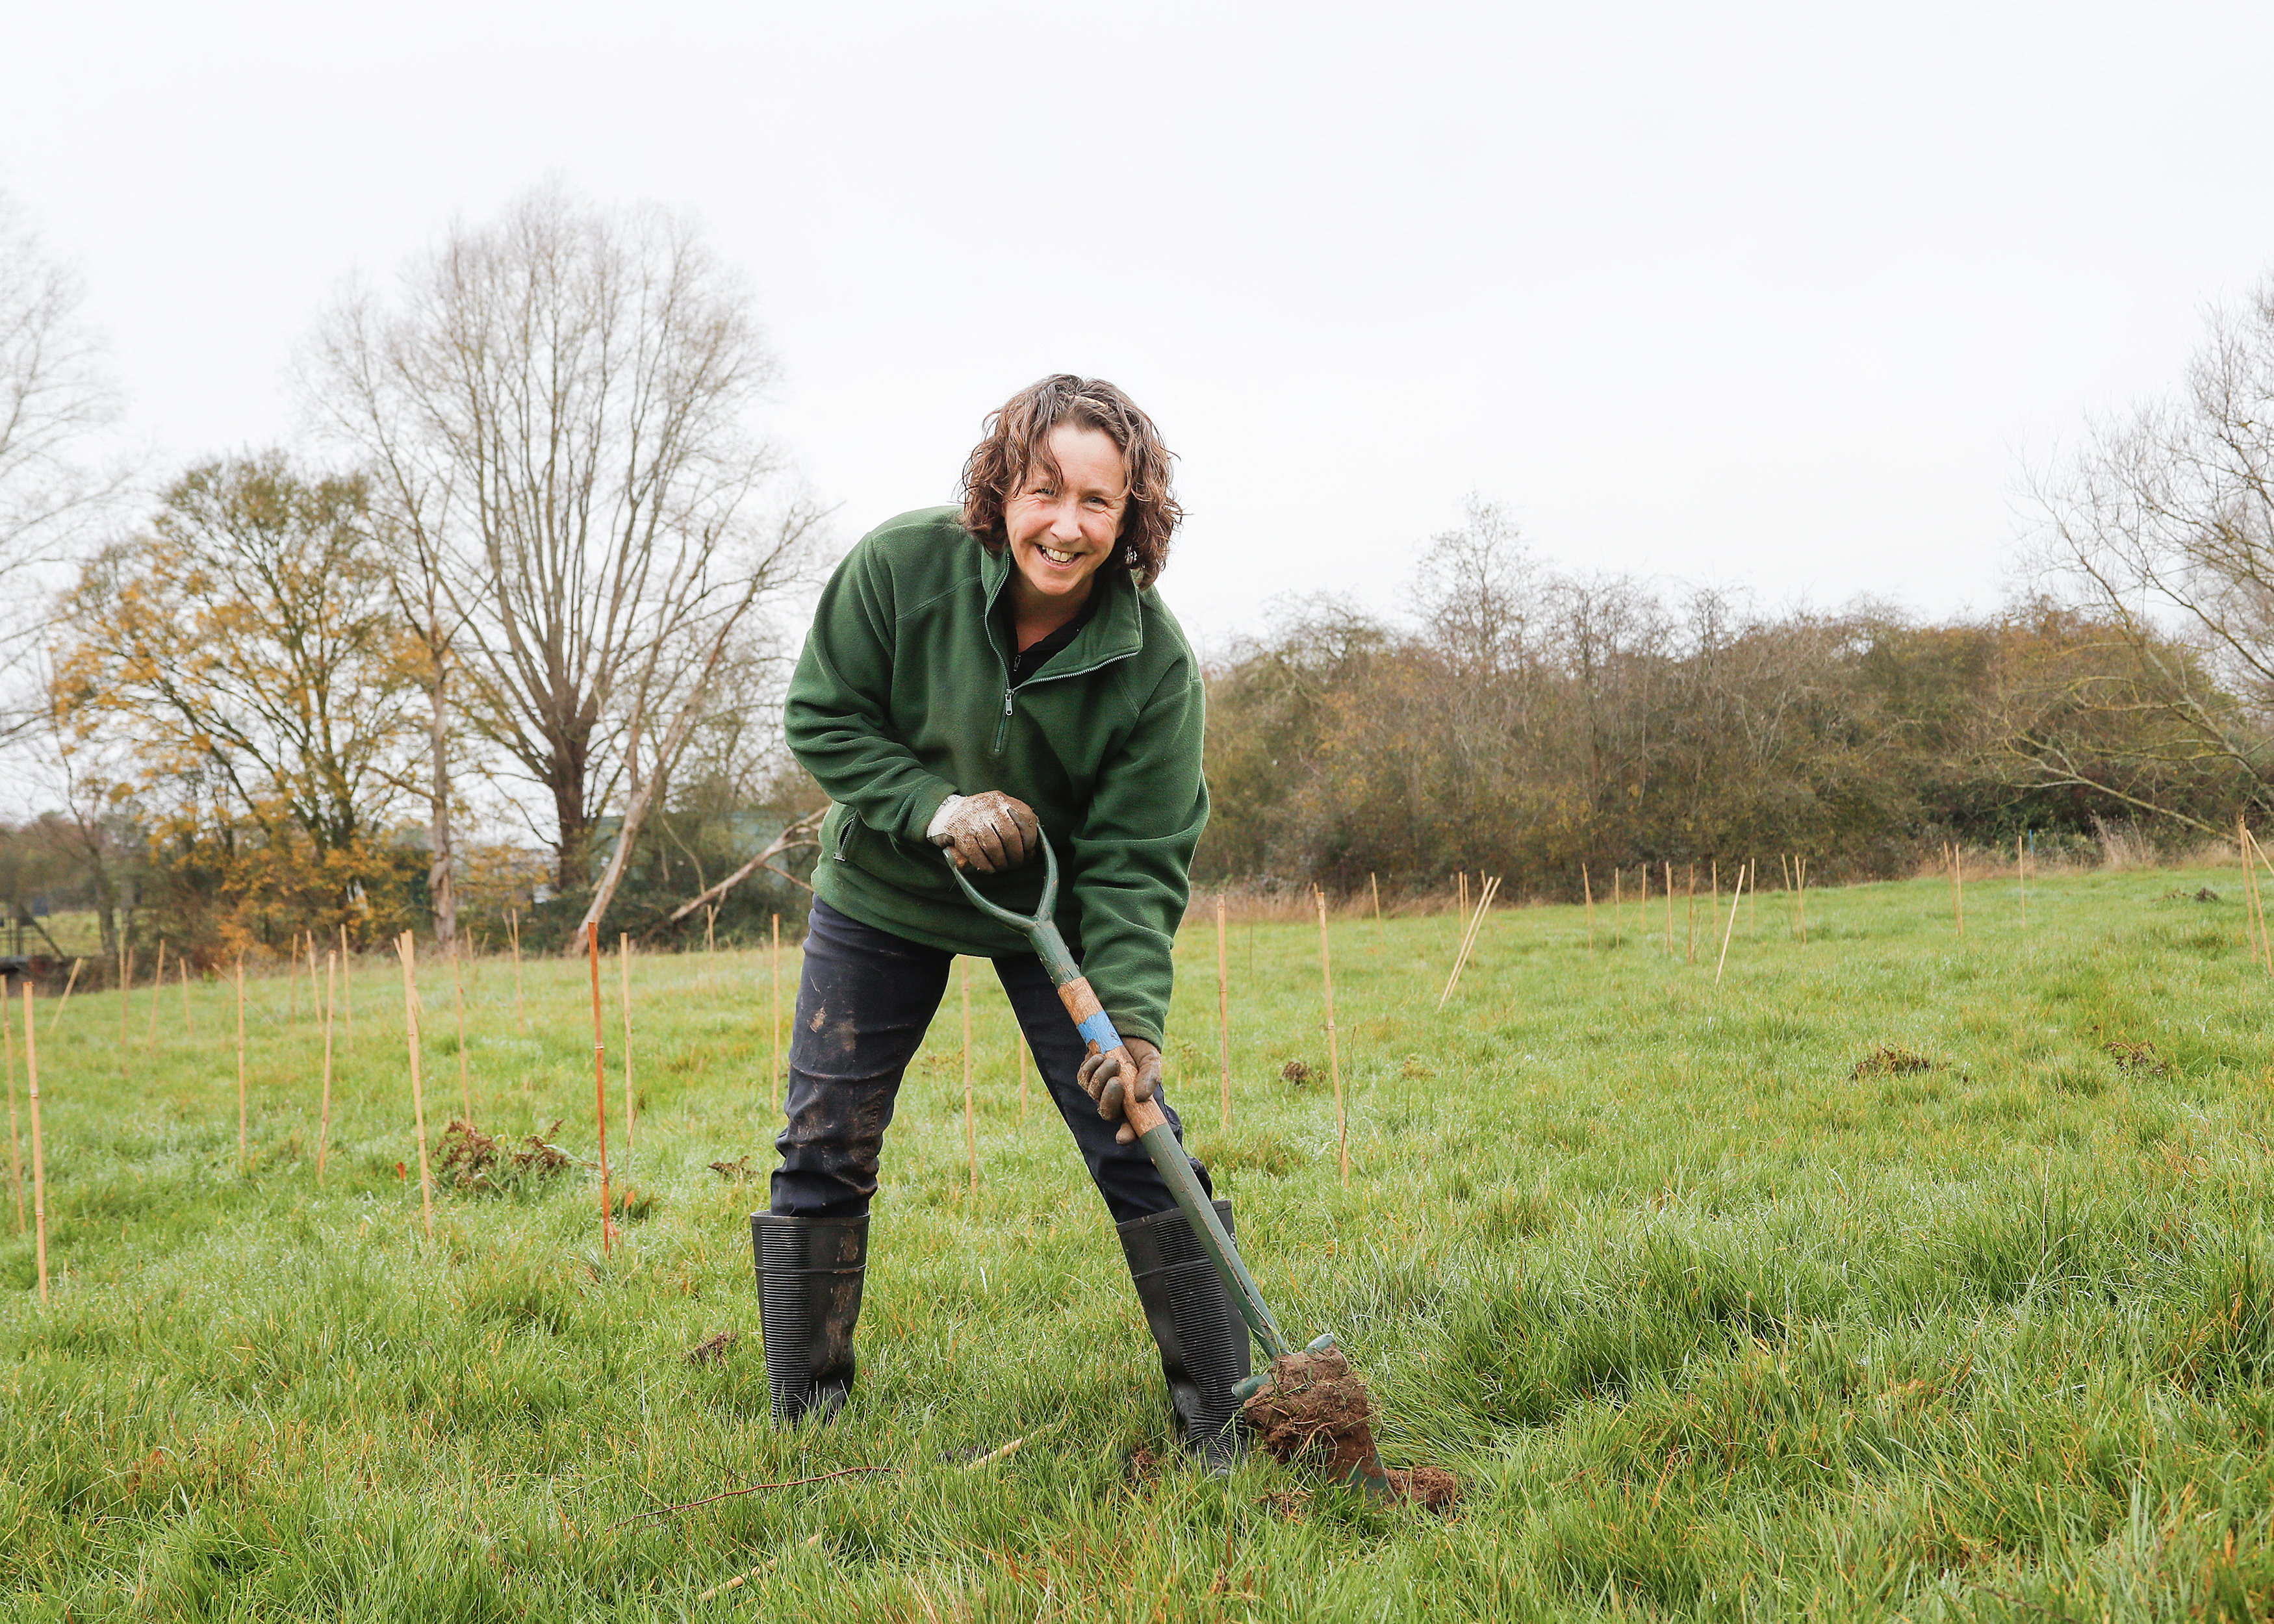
[1116,1199,1251,1471]
[752,1212,868,1424]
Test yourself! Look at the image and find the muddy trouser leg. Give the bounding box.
[760,900,952,1423]
[992,952,1246,1464]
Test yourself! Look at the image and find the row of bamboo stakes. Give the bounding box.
[5,911,798,1275]
[0,834,2128,1295]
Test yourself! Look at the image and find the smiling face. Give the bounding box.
[1001,423,1129,620]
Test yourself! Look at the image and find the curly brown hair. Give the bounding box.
[958,375,1182,587]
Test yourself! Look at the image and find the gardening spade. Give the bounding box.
[947,836,1395,1499]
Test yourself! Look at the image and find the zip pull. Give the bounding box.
[1004,690,1015,716]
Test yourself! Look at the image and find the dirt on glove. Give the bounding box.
[1240,1343,1457,1511]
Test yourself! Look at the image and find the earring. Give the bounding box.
[1124,544,1138,566]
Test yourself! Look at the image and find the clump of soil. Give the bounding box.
[2104,1040,2169,1076]
[1280,1060,1312,1085]
[1240,1344,1458,1510]
[708,1154,756,1182]
[1850,1045,1933,1080]
[1386,1466,1460,1510]
[686,1330,739,1365]
[1124,1447,1163,1486]
[435,1119,574,1192]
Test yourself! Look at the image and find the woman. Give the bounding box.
[759,375,1245,1465]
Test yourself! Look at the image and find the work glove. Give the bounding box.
[927,791,1041,873]
[1077,1035,1162,1145]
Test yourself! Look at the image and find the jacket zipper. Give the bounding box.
[992,644,1147,757]
[983,566,1143,757]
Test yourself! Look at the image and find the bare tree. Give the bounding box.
[0,191,127,719]
[304,186,820,941]
[370,509,470,946]
[2030,273,2274,822]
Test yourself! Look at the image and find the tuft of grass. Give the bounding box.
[1851,1042,1934,1078]
[8,863,2274,1617]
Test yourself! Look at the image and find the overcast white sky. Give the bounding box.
[6,0,2273,652]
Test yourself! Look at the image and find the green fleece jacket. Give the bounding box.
[784,507,1208,1046]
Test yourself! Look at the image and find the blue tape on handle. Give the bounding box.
[1077,1010,1121,1051]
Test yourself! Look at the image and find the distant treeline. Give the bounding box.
[1194,503,2253,898]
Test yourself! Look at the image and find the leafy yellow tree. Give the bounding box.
[51,453,418,945]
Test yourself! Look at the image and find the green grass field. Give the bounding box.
[6,865,2274,1621]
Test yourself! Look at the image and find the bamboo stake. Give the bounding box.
[147,939,165,1047]
[398,933,434,1242]
[1315,888,1348,1186]
[317,950,336,1182]
[507,910,524,1033]
[2246,832,2259,967]
[2247,829,2274,977]
[1714,863,1747,985]
[1614,867,1624,943]
[1438,875,1501,1009]
[583,924,611,1254]
[1469,875,1504,989]
[2247,829,2270,974]
[1711,860,1719,917]
[452,943,472,1124]
[52,958,82,1032]
[1370,872,1384,941]
[960,958,975,1200]
[234,953,248,1170]
[178,956,194,1038]
[1663,861,1675,954]
[1686,864,1697,964]
[2238,823,2256,959]
[1582,865,1596,957]
[771,913,782,1114]
[1948,842,1964,938]
[619,933,635,1149]
[339,922,353,1045]
[3,988,20,1234]
[118,943,131,1058]
[1796,856,1809,945]
[1216,895,1233,1131]
[1457,870,1468,922]
[2238,820,2258,968]
[24,982,44,1304]
[2245,826,2265,970]
[2018,831,2028,932]
[1439,883,1485,1008]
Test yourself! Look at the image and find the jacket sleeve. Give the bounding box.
[783,539,960,843]
[1069,657,1209,1048]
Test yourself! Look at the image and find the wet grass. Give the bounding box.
[5,865,2274,1618]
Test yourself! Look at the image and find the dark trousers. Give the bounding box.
[771,899,1214,1224]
